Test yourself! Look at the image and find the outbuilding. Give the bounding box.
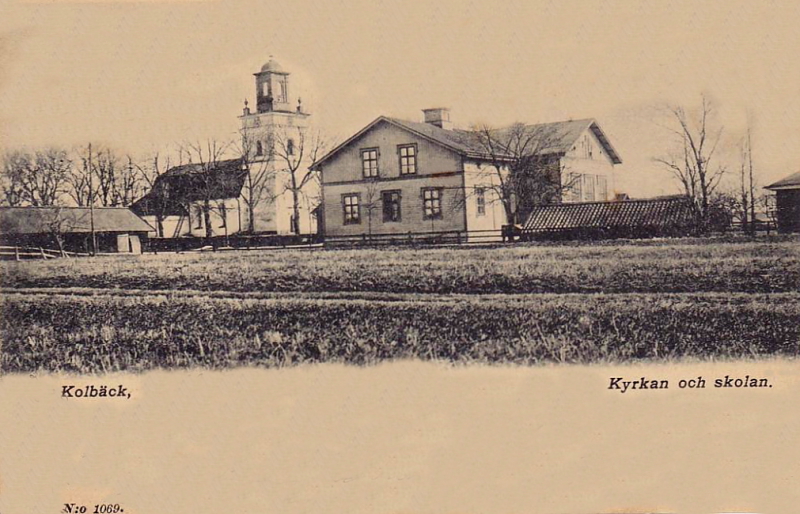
[0,206,153,255]
[765,171,800,233]
[520,195,697,240]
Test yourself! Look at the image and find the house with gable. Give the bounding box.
[311,108,622,241]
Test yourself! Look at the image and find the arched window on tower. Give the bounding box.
[287,139,295,156]
[256,141,263,156]
[278,79,287,103]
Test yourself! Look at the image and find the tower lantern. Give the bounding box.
[254,57,291,113]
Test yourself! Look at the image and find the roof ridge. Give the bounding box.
[531,196,690,208]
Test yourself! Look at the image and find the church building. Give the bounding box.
[132,58,319,238]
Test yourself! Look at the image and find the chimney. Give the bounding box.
[422,107,452,130]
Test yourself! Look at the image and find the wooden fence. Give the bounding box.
[322,229,507,248]
[0,246,91,261]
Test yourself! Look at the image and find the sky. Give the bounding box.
[1,0,800,197]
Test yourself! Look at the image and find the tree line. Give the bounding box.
[0,95,778,236]
[0,144,155,209]
[0,124,330,237]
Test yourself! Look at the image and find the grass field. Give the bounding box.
[1,237,798,373]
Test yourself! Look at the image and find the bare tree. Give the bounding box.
[466,122,570,225]
[239,128,278,234]
[134,152,174,237]
[183,139,237,240]
[71,144,146,207]
[0,151,28,206]
[1,147,71,206]
[654,95,727,227]
[361,177,382,237]
[759,193,778,232]
[273,126,328,235]
[114,156,147,207]
[736,121,758,233]
[93,147,120,206]
[66,155,92,207]
[41,206,72,256]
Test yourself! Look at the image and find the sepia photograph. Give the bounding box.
[0,0,798,513]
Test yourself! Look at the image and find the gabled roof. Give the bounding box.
[131,158,248,216]
[522,196,695,232]
[311,116,621,170]
[0,207,154,235]
[765,171,800,190]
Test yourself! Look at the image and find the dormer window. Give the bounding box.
[361,148,379,178]
[399,144,417,175]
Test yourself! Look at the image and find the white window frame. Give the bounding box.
[342,193,361,225]
[361,148,379,178]
[422,187,443,220]
[399,144,417,175]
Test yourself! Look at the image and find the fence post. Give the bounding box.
[15,246,19,261]
[39,247,46,259]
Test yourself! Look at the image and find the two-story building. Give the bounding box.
[311,108,621,241]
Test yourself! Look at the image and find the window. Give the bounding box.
[567,173,582,202]
[475,187,486,216]
[262,82,269,97]
[422,188,443,220]
[584,174,596,201]
[256,141,263,156]
[399,144,417,175]
[194,206,204,229]
[597,175,608,201]
[342,193,361,225]
[361,148,379,178]
[277,79,287,103]
[287,139,295,156]
[219,203,227,228]
[382,190,402,222]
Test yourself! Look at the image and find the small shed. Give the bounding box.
[0,207,154,254]
[521,196,697,240]
[765,171,800,233]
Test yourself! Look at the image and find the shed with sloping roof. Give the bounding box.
[0,206,153,254]
[765,171,800,233]
[521,196,697,240]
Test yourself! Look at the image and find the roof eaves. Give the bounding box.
[383,117,472,156]
[311,116,392,170]
[588,122,622,164]
[764,171,800,190]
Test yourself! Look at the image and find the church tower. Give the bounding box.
[255,58,291,113]
[240,57,310,163]
[239,57,315,235]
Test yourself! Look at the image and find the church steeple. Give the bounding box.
[254,56,291,113]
